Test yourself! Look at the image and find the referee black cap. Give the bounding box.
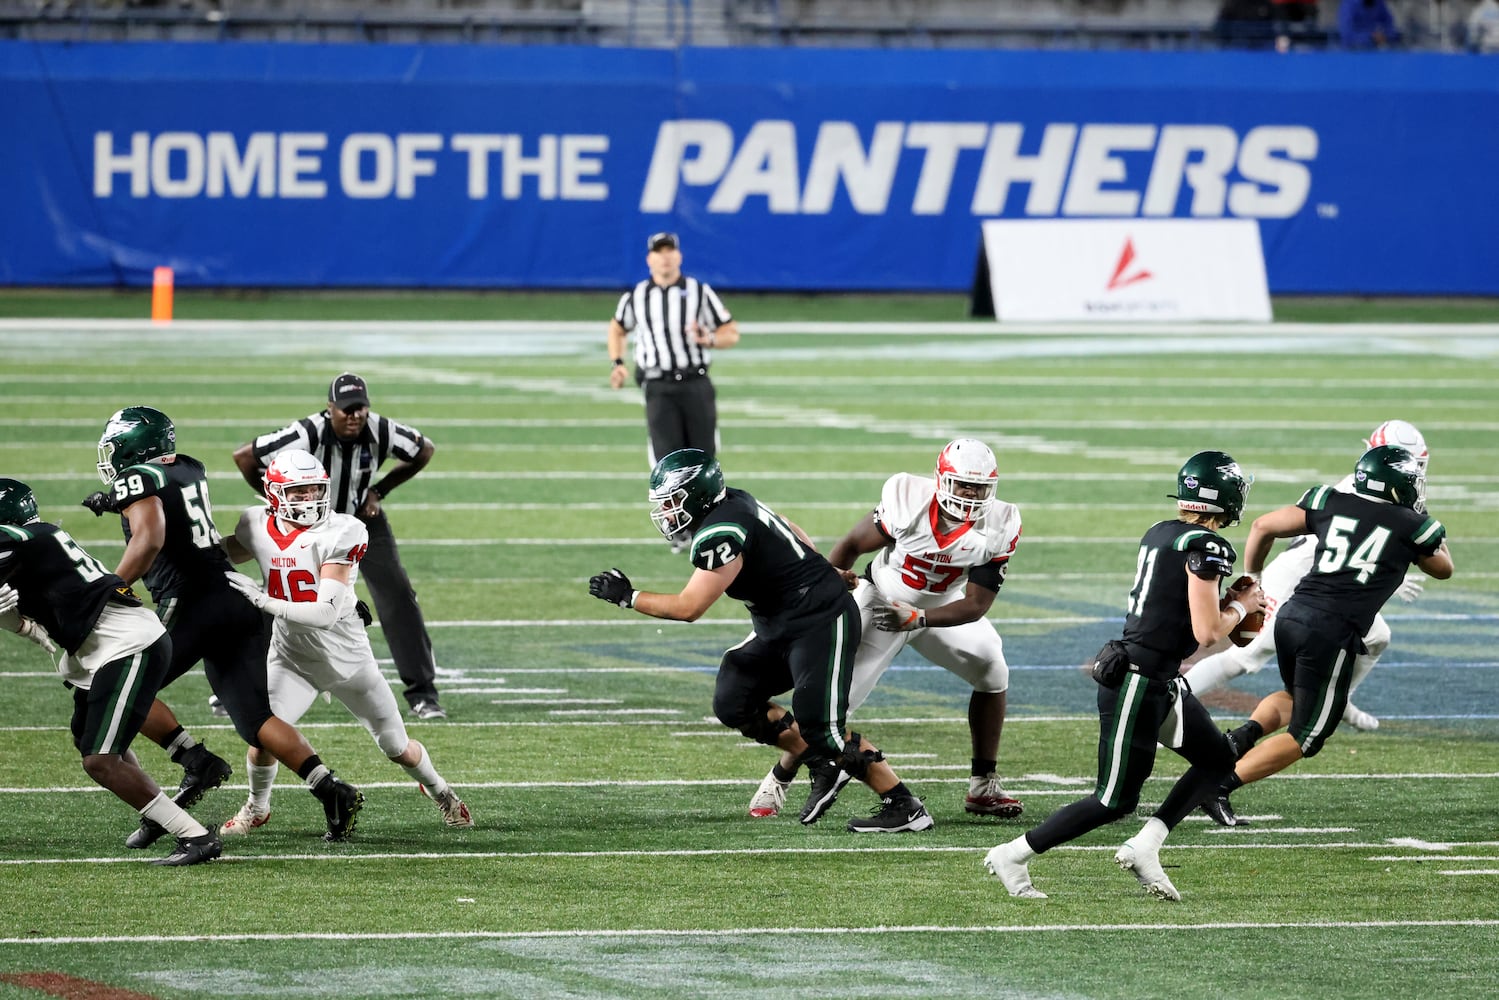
[329,372,370,411]
[647,231,680,252]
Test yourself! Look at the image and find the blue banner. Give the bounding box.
[2,42,1495,294]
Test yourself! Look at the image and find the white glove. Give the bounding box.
[0,584,17,617]
[224,570,271,610]
[1394,571,1424,604]
[17,617,55,655]
[874,598,926,632]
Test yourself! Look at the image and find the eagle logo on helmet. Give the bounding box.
[97,406,176,484]
[265,450,332,528]
[1171,451,1252,526]
[1353,444,1427,512]
[648,449,725,543]
[0,478,40,527]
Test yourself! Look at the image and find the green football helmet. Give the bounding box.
[1353,444,1426,512]
[0,478,39,526]
[1171,450,1252,525]
[648,449,726,543]
[97,406,176,484]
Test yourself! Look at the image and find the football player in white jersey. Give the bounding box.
[1182,420,1430,749]
[220,450,472,834]
[747,439,1024,821]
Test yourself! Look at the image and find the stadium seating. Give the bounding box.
[0,0,1474,50]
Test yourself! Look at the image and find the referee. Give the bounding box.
[231,373,448,720]
[608,231,740,467]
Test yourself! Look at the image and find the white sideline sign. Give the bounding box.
[979,219,1272,323]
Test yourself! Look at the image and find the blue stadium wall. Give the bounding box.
[1,42,1493,294]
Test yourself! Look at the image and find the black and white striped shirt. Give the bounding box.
[614,275,732,376]
[250,411,425,514]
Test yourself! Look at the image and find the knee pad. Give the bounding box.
[835,732,886,781]
[716,704,797,749]
[732,708,795,748]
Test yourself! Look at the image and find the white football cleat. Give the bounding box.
[420,784,475,828]
[965,772,1023,818]
[1343,702,1380,731]
[748,769,791,818]
[1115,839,1181,902]
[983,843,1046,899]
[219,799,271,836]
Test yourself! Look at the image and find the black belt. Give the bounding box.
[641,367,708,383]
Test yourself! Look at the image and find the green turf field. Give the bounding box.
[0,316,1494,999]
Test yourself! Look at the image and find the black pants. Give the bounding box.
[160,587,275,747]
[1274,603,1361,758]
[711,598,861,761]
[643,375,717,465]
[72,632,172,757]
[359,508,440,707]
[1027,672,1237,853]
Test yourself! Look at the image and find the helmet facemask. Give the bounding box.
[934,439,998,524]
[649,486,695,543]
[96,406,176,484]
[265,451,332,528]
[647,449,725,545]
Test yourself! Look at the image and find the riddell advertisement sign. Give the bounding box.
[979,219,1273,323]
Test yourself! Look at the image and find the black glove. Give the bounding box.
[355,600,373,627]
[588,568,635,608]
[81,491,119,517]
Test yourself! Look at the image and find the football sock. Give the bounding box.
[401,742,446,795]
[165,727,197,760]
[884,781,912,800]
[248,753,279,812]
[972,758,997,778]
[771,762,796,784]
[1133,816,1168,853]
[1222,772,1246,793]
[1009,834,1037,863]
[140,792,209,839]
[299,759,331,789]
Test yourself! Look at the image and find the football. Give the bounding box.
[1221,576,1264,647]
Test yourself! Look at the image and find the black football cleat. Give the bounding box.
[847,794,935,833]
[151,829,223,867]
[1201,793,1246,827]
[313,773,365,842]
[174,743,233,810]
[798,763,853,826]
[125,817,169,850]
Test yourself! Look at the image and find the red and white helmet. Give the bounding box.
[1366,420,1429,472]
[265,450,331,527]
[935,438,998,522]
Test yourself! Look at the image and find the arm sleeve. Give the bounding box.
[264,576,349,628]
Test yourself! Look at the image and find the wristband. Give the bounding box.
[629,589,639,609]
[917,613,927,629]
[612,358,625,367]
[1225,600,1247,624]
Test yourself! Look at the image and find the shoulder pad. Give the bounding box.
[1411,516,1446,552]
[330,515,370,557]
[1298,485,1336,511]
[691,520,747,571]
[876,473,931,537]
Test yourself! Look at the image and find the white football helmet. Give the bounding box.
[265,450,331,527]
[934,438,998,522]
[1366,420,1429,472]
